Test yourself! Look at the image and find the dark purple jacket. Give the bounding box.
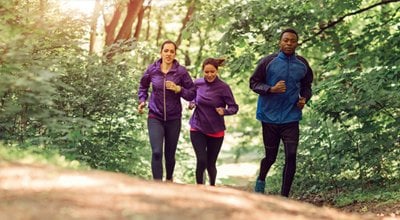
[138,59,196,121]
[189,77,238,134]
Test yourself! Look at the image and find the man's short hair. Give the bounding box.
[279,28,299,41]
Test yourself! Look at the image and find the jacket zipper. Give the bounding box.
[281,57,290,121]
[163,75,167,121]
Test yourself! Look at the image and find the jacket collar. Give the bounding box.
[204,76,220,85]
[155,58,179,73]
[278,51,296,60]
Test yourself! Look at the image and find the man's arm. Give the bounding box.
[297,56,314,102]
[249,55,276,95]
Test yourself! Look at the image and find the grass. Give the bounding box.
[332,182,400,207]
[0,142,88,170]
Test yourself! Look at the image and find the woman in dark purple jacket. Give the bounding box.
[138,40,196,181]
[189,58,239,186]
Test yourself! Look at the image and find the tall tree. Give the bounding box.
[103,0,144,59]
[145,2,152,41]
[115,0,144,42]
[134,3,151,40]
[89,0,102,54]
[104,3,122,47]
[176,0,196,48]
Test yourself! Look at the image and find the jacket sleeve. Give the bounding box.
[297,56,314,103]
[249,55,274,95]
[222,85,239,116]
[179,68,196,101]
[138,67,151,103]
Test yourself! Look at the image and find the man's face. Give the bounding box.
[279,32,298,55]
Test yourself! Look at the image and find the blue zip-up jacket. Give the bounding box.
[138,59,196,121]
[249,51,313,124]
[189,77,238,134]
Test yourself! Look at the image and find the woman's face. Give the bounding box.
[161,43,176,65]
[203,64,218,83]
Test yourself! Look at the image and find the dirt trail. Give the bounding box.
[0,161,397,220]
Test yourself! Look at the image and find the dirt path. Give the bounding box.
[217,161,399,219]
[0,161,397,220]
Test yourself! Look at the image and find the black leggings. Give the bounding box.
[148,117,181,181]
[190,131,224,186]
[257,121,299,197]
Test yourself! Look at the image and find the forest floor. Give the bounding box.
[216,162,400,219]
[226,184,400,219]
[0,161,398,220]
[335,201,400,219]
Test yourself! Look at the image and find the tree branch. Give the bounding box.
[176,0,196,48]
[302,0,400,44]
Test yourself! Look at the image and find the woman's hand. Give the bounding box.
[165,81,181,93]
[216,107,225,116]
[138,102,146,114]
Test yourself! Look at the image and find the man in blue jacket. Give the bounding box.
[249,28,313,197]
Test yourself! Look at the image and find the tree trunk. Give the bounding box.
[104,3,122,47]
[176,0,196,48]
[133,5,145,40]
[145,4,152,41]
[156,15,163,46]
[183,35,192,66]
[114,0,144,42]
[194,28,206,78]
[89,0,102,55]
[104,0,144,60]
[39,0,47,16]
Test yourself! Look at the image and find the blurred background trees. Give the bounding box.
[0,0,399,201]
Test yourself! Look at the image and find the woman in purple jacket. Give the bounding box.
[189,58,239,186]
[138,40,196,181]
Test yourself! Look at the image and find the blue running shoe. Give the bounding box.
[254,180,265,193]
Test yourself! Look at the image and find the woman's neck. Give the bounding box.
[161,62,172,74]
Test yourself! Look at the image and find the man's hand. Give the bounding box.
[297,96,306,109]
[270,80,286,93]
[138,102,146,114]
[165,81,181,93]
[216,107,225,116]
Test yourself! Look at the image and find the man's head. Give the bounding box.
[279,28,299,55]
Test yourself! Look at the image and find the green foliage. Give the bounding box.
[304,1,400,186]
[0,0,84,143]
[53,54,151,176]
[0,0,151,178]
[2,0,400,204]
[196,0,400,203]
[332,180,400,207]
[0,142,86,170]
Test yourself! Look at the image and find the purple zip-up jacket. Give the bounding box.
[189,77,238,134]
[138,59,196,121]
